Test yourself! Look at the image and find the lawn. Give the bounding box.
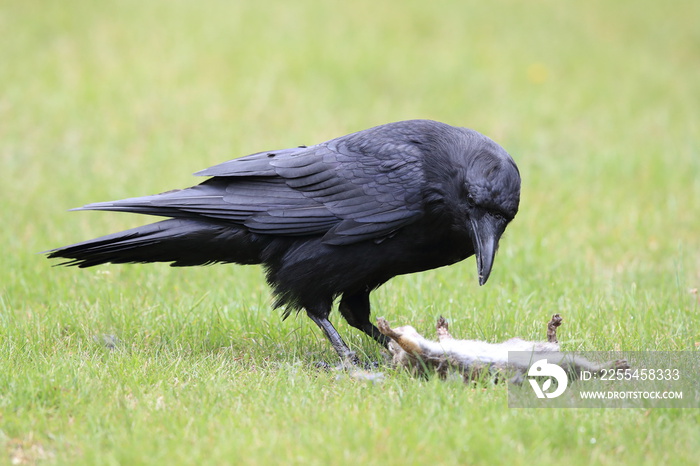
[1,0,699,464]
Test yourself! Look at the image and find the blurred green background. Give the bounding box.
[1,0,698,464]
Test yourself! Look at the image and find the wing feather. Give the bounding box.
[80,122,430,244]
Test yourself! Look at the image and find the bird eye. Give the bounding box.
[466,193,476,206]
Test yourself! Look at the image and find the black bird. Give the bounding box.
[47,120,521,363]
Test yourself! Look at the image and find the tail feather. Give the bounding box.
[46,219,263,268]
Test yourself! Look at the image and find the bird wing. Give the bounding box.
[80,129,426,245]
[197,130,427,245]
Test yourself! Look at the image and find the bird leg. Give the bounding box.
[338,291,389,347]
[306,312,360,366]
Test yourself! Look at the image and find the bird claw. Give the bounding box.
[313,354,382,372]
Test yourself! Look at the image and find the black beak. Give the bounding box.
[470,213,501,286]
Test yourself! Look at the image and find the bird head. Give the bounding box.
[458,133,521,285]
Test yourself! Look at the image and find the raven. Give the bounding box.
[47,120,521,363]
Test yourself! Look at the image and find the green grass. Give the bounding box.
[2,0,699,464]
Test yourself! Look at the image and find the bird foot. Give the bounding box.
[313,354,383,372]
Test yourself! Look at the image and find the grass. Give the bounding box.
[2,0,699,464]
